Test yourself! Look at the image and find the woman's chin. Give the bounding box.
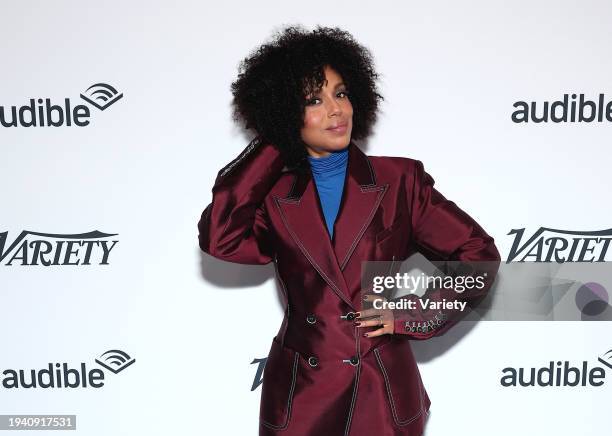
[303,136,352,157]
[322,140,351,152]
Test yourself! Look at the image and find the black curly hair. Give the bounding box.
[230,24,384,172]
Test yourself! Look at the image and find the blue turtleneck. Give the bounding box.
[307,147,349,239]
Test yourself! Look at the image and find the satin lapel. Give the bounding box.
[274,171,354,309]
[332,144,389,270]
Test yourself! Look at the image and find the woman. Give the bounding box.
[198,25,500,436]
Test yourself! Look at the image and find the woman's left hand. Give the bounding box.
[355,294,395,337]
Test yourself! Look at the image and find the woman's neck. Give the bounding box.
[307,147,348,177]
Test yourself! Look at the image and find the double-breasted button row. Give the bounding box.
[305,312,359,369]
[305,315,317,368]
[310,311,356,323]
[308,356,359,367]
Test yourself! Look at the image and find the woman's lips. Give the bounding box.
[326,122,348,134]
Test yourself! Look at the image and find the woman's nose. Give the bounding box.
[327,99,342,116]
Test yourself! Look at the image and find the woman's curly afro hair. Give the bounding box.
[230,25,384,172]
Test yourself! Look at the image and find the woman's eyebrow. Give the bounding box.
[319,81,346,91]
[306,82,346,98]
[323,81,345,89]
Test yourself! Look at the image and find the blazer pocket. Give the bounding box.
[260,336,300,430]
[375,213,406,245]
[374,340,426,427]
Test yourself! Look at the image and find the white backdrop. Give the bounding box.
[1,0,611,435]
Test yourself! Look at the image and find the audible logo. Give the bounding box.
[0,349,135,389]
[500,349,612,387]
[0,83,123,128]
[512,93,612,123]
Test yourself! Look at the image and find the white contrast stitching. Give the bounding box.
[343,324,362,436]
[343,359,361,436]
[374,348,423,427]
[273,196,354,309]
[339,184,389,270]
[260,351,300,430]
[218,137,261,179]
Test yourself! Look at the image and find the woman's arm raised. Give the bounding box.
[197,138,285,265]
[392,159,501,339]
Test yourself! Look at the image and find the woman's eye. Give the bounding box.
[305,92,348,106]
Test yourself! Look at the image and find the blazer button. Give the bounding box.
[340,312,356,321]
[306,314,317,324]
[308,356,319,367]
[342,356,360,366]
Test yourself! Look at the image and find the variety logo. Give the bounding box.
[512,93,612,123]
[250,358,266,391]
[1,349,135,389]
[0,230,118,266]
[500,348,612,387]
[0,83,123,127]
[506,227,612,263]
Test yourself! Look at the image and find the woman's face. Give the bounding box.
[301,65,353,158]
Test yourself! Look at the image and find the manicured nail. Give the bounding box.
[363,333,369,337]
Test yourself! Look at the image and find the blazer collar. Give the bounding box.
[273,141,389,309]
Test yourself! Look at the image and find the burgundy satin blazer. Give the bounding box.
[198,139,500,436]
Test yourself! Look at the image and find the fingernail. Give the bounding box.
[355,312,361,317]
[363,333,368,337]
[354,322,361,327]
[362,296,368,301]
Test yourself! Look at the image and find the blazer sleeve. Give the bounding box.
[197,138,285,265]
[393,159,501,339]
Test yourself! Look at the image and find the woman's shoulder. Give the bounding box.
[367,153,425,175]
[364,153,435,191]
